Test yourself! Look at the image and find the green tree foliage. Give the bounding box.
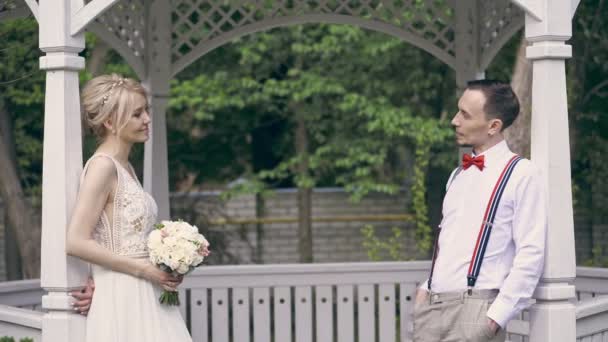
[169,24,456,255]
[1,0,607,266]
[0,18,45,198]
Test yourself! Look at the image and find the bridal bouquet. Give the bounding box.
[147,220,210,305]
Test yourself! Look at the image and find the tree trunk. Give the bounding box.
[505,35,532,158]
[294,112,313,263]
[0,100,41,279]
[87,39,110,76]
[4,210,23,280]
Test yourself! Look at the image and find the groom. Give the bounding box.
[413,80,547,341]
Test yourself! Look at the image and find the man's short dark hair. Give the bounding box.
[466,79,520,131]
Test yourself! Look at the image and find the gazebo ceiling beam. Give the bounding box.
[23,0,38,21]
[571,0,581,18]
[510,0,543,21]
[71,0,120,35]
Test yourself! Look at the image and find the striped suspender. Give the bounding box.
[427,155,522,292]
[466,155,523,292]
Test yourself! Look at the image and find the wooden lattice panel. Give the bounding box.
[0,0,21,12]
[171,0,456,63]
[0,0,31,21]
[479,1,524,56]
[93,0,147,59]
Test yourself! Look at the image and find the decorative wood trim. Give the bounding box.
[71,0,120,35]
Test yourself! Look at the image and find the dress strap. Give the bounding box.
[127,163,142,186]
[80,153,121,186]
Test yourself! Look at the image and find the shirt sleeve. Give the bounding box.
[486,162,547,328]
[419,279,430,291]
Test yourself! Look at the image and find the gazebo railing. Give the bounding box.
[0,279,43,311]
[179,261,428,342]
[0,305,42,341]
[576,296,608,341]
[0,262,607,342]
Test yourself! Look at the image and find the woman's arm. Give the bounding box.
[65,157,180,290]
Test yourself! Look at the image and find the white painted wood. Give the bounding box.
[71,0,120,35]
[295,286,313,342]
[181,261,431,288]
[39,0,85,51]
[0,320,41,342]
[357,284,375,342]
[316,285,333,342]
[453,0,486,89]
[0,280,43,307]
[510,0,543,21]
[379,284,396,342]
[400,283,417,342]
[85,23,146,79]
[274,286,292,342]
[211,289,229,342]
[506,319,530,336]
[190,288,208,342]
[232,288,250,342]
[253,288,271,342]
[3,262,608,340]
[23,0,39,21]
[37,1,88,341]
[524,0,571,38]
[171,13,457,77]
[480,15,525,70]
[0,305,42,330]
[337,285,354,342]
[143,1,172,221]
[526,1,577,340]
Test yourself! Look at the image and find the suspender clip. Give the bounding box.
[467,287,473,296]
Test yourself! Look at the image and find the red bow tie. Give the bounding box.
[462,153,485,170]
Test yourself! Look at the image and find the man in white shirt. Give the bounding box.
[413,80,547,341]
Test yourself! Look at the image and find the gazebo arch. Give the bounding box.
[0,1,582,341]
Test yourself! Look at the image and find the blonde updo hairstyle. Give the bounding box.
[81,74,148,140]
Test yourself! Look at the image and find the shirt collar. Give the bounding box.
[471,140,510,168]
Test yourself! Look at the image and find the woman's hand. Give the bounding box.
[70,277,95,315]
[139,261,184,292]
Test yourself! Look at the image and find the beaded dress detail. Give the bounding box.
[84,153,158,258]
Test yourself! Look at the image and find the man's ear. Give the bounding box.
[488,118,503,136]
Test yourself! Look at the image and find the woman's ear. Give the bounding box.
[103,120,116,135]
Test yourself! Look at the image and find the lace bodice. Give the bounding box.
[82,154,158,258]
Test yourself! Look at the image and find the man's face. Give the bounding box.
[451,89,495,148]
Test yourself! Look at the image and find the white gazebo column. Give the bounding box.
[143,0,171,220]
[524,1,577,341]
[38,0,88,341]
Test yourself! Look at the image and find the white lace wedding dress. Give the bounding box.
[83,153,192,342]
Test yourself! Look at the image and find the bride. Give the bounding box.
[66,74,193,341]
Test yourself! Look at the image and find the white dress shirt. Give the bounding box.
[423,140,547,328]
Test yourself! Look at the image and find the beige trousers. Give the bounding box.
[413,290,507,342]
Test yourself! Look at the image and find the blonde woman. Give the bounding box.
[66,74,192,341]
